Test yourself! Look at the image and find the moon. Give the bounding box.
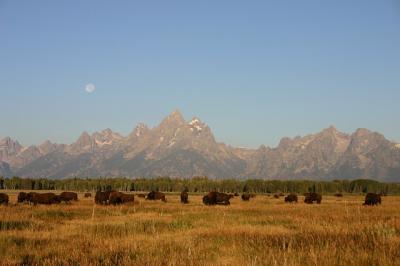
[85,83,96,93]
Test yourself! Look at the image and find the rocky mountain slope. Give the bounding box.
[1,111,399,181]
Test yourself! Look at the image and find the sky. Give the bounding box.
[0,0,400,148]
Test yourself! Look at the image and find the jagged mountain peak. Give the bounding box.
[0,137,24,162]
[94,128,123,139]
[0,136,22,148]
[78,131,91,139]
[277,137,293,149]
[38,140,58,154]
[352,128,379,138]
[159,110,186,127]
[101,128,113,135]
[130,123,150,138]
[321,125,339,134]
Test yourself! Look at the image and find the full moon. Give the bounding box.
[85,83,96,93]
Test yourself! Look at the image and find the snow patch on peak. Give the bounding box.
[167,140,176,148]
[95,139,113,146]
[133,123,148,137]
[189,118,203,131]
[189,118,200,125]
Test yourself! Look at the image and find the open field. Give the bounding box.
[0,191,399,266]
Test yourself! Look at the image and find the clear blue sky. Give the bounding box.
[1,0,399,148]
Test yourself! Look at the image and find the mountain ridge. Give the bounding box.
[1,110,399,181]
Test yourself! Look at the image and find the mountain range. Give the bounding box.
[1,110,400,181]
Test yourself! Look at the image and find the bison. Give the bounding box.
[109,192,135,205]
[241,193,251,201]
[180,191,189,204]
[30,193,60,205]
[58,192,78,203]
[18,192,39,204]
[273,194,280,199]
[363,193,381,206]
[95,191,114,205]
[84,193,92,198]
[17,192,28,203]
[304,192,322,204]
[0,193,9,205]
[284,193,298,203]
[203,192,233,205]
[146,191,167,202]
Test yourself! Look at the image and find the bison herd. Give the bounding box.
[15,191,78,205]
[0,191,386,207]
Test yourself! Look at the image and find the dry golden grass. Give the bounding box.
[0,191,399,266]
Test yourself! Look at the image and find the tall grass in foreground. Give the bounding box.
[0,191,399,265]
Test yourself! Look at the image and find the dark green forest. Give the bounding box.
[1,176,399,195]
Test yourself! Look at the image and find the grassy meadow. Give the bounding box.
[0,191,399,265]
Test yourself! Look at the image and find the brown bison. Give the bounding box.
[0,193,9,205]
[203,192,233,205]
[84,193,92,198]
[58,192,78,203]
[304,192,322,204]
[363,193,381,206]
[146,191,166,202]
[284,193,298,203]
[30,193,60,205]
[241,193,251,201]
[18,192,28,203]
[95,191,114,205]
[180,191,189,204]
[273,194,280,199]
[109,192,135,205]
[17,192,38,204]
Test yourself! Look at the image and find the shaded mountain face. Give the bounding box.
[0,111,399,181]
[0,161,12,177]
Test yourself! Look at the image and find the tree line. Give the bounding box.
[0,176,399,195]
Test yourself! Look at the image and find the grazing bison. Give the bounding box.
[334,193,343,197]
[17,192,39,204]
[95,191,114,205]
[180,191,189,204]
[30,193,60,205]
[17,192,28,203]
[284,193,298,203]
[109,192,135,205]
[146,191,167,202]
[202,192,233,205]
[241,193,251,201]
[58,192,78,203]
[363,193,381,206]
[304,192,322,204]
[0,193,9,205]
[273,194,280,199]
[84,193,92,198]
